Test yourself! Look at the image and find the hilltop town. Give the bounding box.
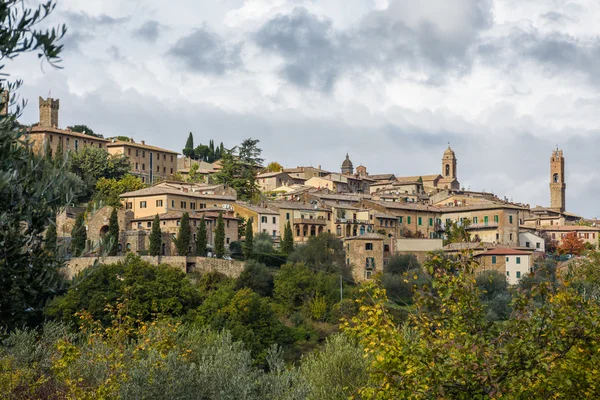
[27,96,598,284]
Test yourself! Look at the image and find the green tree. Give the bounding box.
[183,132,194,158]
[0,0,74,332]
[196,216,207,257]
[94,175,146,208]
[53,137,64,166]
[265,161,283,172]
[46,255,201,326]
[282,221,294,254]
[345,254,600,398]
[235,260,274,297]
[213,140,262,201]
[289,233,347,276]
[68,124,102,138]
[45,221,58,255]
[106,207,119,256]
[175,212,191,256]
[149,214,162,256]
[215,212,226,258]
[244,217,254,260]
[384,253,420,275]
[70,212,87,257]
[238,138,264,167]
[68,146,131,201]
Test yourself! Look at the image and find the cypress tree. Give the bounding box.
[70,212,87,257]
[215,212,225,258]
[45,222,57,255]
[107,208,119,256]
[282,220,294,254]
[54,138,64,167]
[149,214,162,256]
[196,215,207,257]
[183,132,194,158]
[175,212,191,256]
[243,217,254,260]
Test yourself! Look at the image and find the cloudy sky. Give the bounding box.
[11,0,600,217]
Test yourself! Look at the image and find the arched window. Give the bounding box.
[445,164,450,176]
[360,225,365,235]
[553,173,559,183]
[336,225,342,236]
[126,243,131,252]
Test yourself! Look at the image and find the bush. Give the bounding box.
[236,260,274,297]
[384,253,420,275]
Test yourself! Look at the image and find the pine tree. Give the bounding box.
[243,217,254,260]
[54,138,64,167]
[175,212,191,256]
[149,214,162,256]
[282,220,294,254]
[215,212,225,258]
[107,207,119,256]
[45,222,57,255]
[183,132,194,158]
[196,215,207,257]
[70,212,87,257]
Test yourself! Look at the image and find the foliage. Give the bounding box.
[106,207,119,256]
[70,212,87,256]
[183,132,194,158]
[344,253,600,399]
[94,175,146,208]
[282,220,294,254]
[444,218,471,244]
[476,270,512,321]
[0,0,69,333]
[215,212,226,258]
[299,334,369,400]
[45,221,58,255]
[288,233,348,277]
[244,217,254,260]
[174,212,191,256]
[265,161,283,172]
[236,260,274,297]
[46,255,201,327]
[53,136,63,166]
[195,216,207,257]
[213,139,262,201]
[254,231,275,254]
[381,268,430,306]
[68,146,131,202]
[149,214,162,256]
[67,124,102,138]
[384,253,420,275]
[558,231,585,256]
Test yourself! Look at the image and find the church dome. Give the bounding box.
[443,146,456,158]
[342,154,353,168]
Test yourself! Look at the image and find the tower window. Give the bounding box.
[445,164,450,176]
[553,173,559,183]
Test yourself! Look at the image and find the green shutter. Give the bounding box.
[407,216,411,224]
[418,217,422,226]
[429,218,433,226]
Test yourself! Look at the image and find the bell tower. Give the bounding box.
[549,147,566,212]
[442,145,457,179]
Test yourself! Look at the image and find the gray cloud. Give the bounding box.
[254,0,493,91]
[134,20,162,42]
[64,12,129,27]
[168,26,242,75]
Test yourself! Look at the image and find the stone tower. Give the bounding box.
[341,153,354,175]
[550,147,566,212]
[442,145,457,179]
[39,96,59,128]
[1,90,8,116]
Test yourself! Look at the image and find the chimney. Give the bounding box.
[39,96,60,128]
[318,165,321,170]
[141,140,145,145]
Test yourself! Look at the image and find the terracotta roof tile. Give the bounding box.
[29,126,110,141]
[106,139,179,154]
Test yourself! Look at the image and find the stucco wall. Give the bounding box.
[63,255,245,279]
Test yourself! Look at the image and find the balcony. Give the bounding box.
[335,218,371,225]
[294,218,327,225]
[466,222,499,230]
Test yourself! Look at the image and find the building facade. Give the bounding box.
[107,139,179,184]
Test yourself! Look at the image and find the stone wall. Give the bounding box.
[63,255,245,279]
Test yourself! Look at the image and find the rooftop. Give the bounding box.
[477,247,531,256]
[344,233,385,241]
[29,125,110,142]
[233,202,279,215]
[106,139,179,154]
[120,185,236,200]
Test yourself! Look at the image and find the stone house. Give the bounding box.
[268,201,332,243]
[537,225,600,248]
[344,233,385,281]
[474,248,533,285]
[106,139,179,184]
[256,171,296,192]
[232,202,281,242]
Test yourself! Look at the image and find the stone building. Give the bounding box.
[474,248,533,285]
[549,147,566,213]
[268,201,331,243]
[27,97,109,156]
[395,146,460,193]
[344,233,385,281]
[256,171,296,192]
[232,202,281,242]
[538,225,600,248]
[120,185,236,219]
[106,139,179,184]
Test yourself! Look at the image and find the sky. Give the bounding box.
[11,0,600,218]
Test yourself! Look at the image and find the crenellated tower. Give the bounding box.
[39,96,60,128]
[549,147,566,212]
